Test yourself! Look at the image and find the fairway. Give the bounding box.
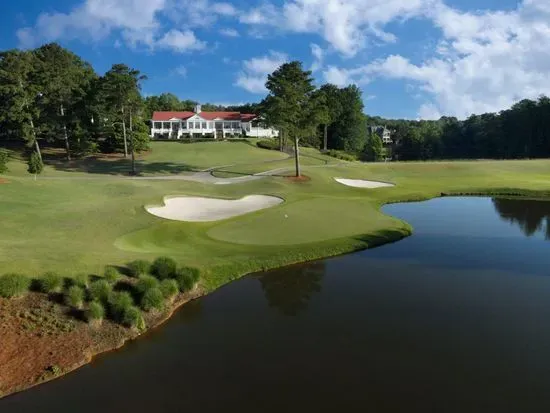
[2,141,550,290]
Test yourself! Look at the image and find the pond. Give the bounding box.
[3,197,550,412]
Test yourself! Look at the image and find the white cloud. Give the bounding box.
[241,0,437,56]
[157,30,207,52]
[310,43,324,72]
[219,28,239,37]
[174,65,188,77]
[320,0,550,119]
[211,2,237,16]
[235,51,289,93]
[323,66,352,87]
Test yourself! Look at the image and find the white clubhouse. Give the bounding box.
[150,105,279,140]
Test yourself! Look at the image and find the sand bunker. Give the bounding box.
[146,195,283,222]
[334,178,395,188]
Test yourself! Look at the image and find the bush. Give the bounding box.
[256,139,279,151]
[122,306,145,330]
[88,280,112,303]
[87,301,105,323]
[104,266,120,284]
[140,287,165,312]
[73,273,89,289]
[0,150,9,174]
[325,149,357,162]
[159,279,179,300]
[135,275,160,294]
[109,291,134,322]
[0,273,31,298]
[37,272,64,293]
[173,267,200,292]
[65,285,85,309]
[127,260,151,278]
[27,151,43,175]
[151,257,177,280]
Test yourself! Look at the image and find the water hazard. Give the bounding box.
[3,197,550,412]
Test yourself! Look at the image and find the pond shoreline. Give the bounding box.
[2,190,548,401]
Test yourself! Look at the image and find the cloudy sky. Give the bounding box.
[2,0,550,119]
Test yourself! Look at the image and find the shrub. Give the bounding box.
[135,275,160,294]
[151,257,177,280]
[27,151,43,175]
[37,272,64,293]
[0,150,8,174]
[88,280,112,303]
[325,150,357,162]
[173,267,200,292]
[87,301,105,323]
[140,287,165,312]
[0,273,31,298]
[159,279,179,300]
[73,273,90,289]
[104,266,120,283]
[256,139,279,151]
[127,260,151,278]
[109,291,134,322]
[122,306,146,330]
[65,285,85,309]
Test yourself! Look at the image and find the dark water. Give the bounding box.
[4,197,550,413]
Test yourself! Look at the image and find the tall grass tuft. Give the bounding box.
[159,279,179,301]
[122,306,146,330]
[173,267,201,292]
[74,273,90,289]
[87,301,105,324]
[140,287,165,312]
[108,291,134,322]
[135,275,160,294]
[104,266,120,284]
[0,273,31,298]
[65,285,85,309]
[127,260,151,278]
[88,280,113,303]
[37,272,64,293]
[151,257,177,280]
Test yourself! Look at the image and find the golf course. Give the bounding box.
[2,140,550,289]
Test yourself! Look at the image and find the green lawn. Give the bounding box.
[2,141,550,290]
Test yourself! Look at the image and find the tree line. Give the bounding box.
[368,97,550,161]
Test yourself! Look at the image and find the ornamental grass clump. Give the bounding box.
[87,301,105,325]
[135,275,159,294]
[74,273,90,289]
[159,279,178,301]
[173,267,201,292]
[0,273,31,298]
[108,291,134,322]
[104,266,120,284]
[122,306,146,330]
[88,280,112,304]
[127,260,151,278]
[37,272,64,293]
[151,256,177,280]
[140,287,165,312]
[65,285,85,309]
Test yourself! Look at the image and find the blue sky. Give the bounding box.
[2,0,549,120]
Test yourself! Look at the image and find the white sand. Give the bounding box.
[146,195,283,222]
[334,178,395,188]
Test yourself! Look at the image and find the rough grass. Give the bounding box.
[2,141,550,296]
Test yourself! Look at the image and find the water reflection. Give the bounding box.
[256,262,325,316]
[492,198,550,239]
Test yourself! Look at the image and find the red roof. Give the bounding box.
[152,111,258,122]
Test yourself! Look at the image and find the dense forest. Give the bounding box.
[1,42,549,168]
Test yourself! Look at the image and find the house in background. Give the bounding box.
[369,125,393,144]
[150,105,279,140]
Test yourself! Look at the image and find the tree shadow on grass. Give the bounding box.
[46,156,197,176]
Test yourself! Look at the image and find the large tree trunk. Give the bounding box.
[293,136,301,177]
[121,106,128,158]
[279,129,284,152]
[129,109,136,175]
[60,104,71,161]
[29,117,42,163]
[323,124,328,151]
